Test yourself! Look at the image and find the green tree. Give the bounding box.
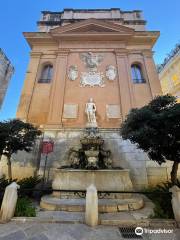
[0,119,41,179]
[121,95,180,184]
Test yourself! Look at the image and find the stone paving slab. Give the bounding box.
[0,222,179,240]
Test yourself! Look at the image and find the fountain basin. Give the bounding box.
[52,169,133,192]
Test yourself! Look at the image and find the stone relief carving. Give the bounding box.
[80,52,103,71]
[68,65,78,81]
[69,148,80,168]
[80,52,105,87]
[80,72,105,87]
[106,65,117,81]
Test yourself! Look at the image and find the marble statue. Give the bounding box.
[106,65,117,81]
[68,65,78,81]
[85,98,97,126]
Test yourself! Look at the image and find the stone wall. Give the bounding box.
[0,128,179,189]
[0,48,14,109]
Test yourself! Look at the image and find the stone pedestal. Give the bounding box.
[85,184,98,227]
[170,186,180,226]
[0,182,20,222]
[86,122,98,128]
[52,169,133,192]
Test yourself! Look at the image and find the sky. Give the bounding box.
[0,0,179,120]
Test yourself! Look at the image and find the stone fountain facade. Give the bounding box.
[51,126,133,195]
[68,127,112,170]
[40,126,145,213]
[1,9,176,188]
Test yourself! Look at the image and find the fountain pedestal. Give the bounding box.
[40,127,145,213]
[52,169,133,192]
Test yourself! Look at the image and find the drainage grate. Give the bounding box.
[119,228,143,239]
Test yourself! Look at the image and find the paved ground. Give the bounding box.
[0,222,179,240]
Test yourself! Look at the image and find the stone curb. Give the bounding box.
[11,217,83,224]
[10,217,178,228]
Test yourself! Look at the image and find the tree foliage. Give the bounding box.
[0,119,42,179]
[121,95,180,183]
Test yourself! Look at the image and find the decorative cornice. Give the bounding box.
[30,52,42,57]
[114,49,128,57]
[142,50,153,58]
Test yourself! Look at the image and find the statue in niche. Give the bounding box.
[85,98,97,126]
[68,65,78,81]
[80,52,104,71]
[106,65,117,81]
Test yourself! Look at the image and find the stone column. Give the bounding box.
[16,52,42,121]
[143,51,162,97]
[169,185,180,226]
[47,49,69,127]
[115,50,134,120]
[85,184,98,227]
[0,182,20,222]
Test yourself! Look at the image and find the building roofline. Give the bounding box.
[0,48,15,71]
[37,19,147,26]
[41,8,142,14]
[158,43,180,73]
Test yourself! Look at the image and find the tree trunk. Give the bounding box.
[171,161,179,185]
[7,156,12,180]
[34,138,43,177]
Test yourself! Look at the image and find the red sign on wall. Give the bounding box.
[42,141,54,154]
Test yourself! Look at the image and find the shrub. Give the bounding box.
[0,176,42,205]
[17,176,42,198]
[15,197,36,217]
[144,180,180,219]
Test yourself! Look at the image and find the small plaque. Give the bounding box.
[63,104,78,119]
[106,105,121,119]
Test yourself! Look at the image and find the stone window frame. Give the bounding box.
[131,62,146,84]
[38,62,54,83]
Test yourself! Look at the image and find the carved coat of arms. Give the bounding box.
[80,52,105,87]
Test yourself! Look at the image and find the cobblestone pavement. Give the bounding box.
[0,222,179,240]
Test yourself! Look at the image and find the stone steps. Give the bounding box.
[40,194,144,213]
[12,211,177,228]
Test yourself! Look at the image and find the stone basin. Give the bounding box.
[52,169,133,192]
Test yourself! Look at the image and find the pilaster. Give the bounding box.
[47,49,69,126]
[115,49,134,120]
[143,51,162,97]
[16,52,42,121]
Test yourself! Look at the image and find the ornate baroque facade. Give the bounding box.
[16,8,161,128]
[2,9,171,189]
